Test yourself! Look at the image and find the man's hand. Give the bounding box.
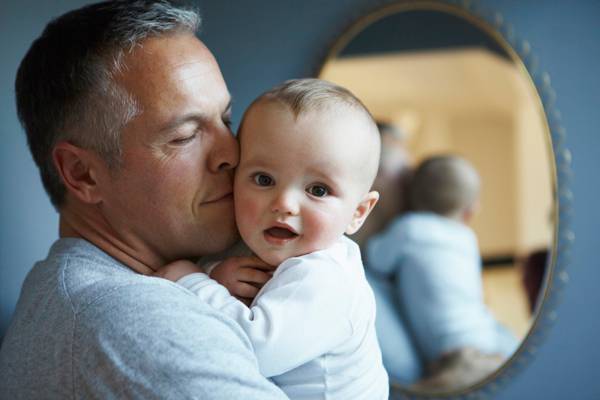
[211,256,275,306]
[154,260,204,282]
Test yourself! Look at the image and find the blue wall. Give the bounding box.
[1,1,599,398]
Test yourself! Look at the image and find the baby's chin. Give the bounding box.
[256,250,293,267]
[256,246,324,267]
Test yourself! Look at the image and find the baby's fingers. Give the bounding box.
[238,267,272,286]
[229,281,260,299]
[244,255,276,272]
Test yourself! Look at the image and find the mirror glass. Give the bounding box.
[319,3,555,395]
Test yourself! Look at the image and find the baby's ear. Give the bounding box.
[345,191,379,235]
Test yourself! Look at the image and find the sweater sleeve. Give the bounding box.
[178,255,354,377]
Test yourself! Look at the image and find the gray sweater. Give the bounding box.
[0,238,287,399]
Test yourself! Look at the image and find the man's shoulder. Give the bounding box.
[53,244,249,342]
[73,276,256,360]
[67,266,283,399]
[40,239,189,312]
[75,272,239,334]
[22,238,250,344]
[2,242,286,400]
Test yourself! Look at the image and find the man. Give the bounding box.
[0,1,287,398]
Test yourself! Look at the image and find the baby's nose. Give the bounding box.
[271,191,300,215]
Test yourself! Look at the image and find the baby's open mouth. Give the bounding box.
[264,227,298,239]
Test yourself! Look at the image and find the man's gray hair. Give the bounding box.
[15,1,201,208]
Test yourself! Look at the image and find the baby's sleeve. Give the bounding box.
[178,257,354,378]
[177,273,242,310]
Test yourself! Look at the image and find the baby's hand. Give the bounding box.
[211,256,275,305]
[155,260,204,282]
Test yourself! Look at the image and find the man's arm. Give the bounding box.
[74,278,288,399]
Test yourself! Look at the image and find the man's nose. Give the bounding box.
[271,190,300,216]
[208,123,239,173]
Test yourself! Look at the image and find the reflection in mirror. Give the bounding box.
[319,3,555,395]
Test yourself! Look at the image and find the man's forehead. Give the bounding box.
[118,35,214,80]
[116,34,229,108]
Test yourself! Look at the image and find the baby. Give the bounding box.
[367,155,517,388]
[158,79,389,399]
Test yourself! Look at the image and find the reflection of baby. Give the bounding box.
[367,156,517,370]
[158,79,389,399]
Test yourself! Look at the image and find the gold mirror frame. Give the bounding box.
[315,0,574,398]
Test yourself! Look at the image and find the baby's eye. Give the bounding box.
[253,173,274,187]
[307,184,329,197]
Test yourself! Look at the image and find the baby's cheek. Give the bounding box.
[234,193,262,232]
[303,207,341,249]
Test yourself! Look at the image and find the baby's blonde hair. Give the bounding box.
[408,155,480,217]
[252,78,373,119]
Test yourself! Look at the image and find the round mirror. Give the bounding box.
[318,1,556,396]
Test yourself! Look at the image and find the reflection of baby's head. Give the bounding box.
[234,78,381,265]
[408,155,480,222]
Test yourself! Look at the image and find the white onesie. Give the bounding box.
[178,236,389,400]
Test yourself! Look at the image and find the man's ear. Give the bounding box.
[52,141,105,204]
[345,191,379,235]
